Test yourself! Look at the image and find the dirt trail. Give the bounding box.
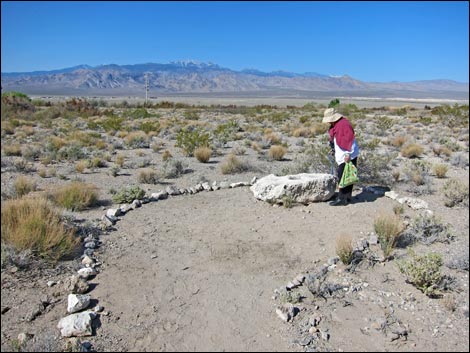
[89,186,397,351]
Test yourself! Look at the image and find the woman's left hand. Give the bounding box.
[344,154,350,163]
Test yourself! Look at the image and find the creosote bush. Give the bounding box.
[1,196,79,261]
[49,182,99,211]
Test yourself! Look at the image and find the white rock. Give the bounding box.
[67,294,91,314]
[251,173,336,204]
[57,311,94,337]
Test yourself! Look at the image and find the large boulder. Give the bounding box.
[250,173,336,204]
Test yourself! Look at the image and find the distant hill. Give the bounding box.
[1,61,468,99]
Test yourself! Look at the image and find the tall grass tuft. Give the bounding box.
[1,197,79,261]
[49,182,99,211]
[335,233,354,265]
[374,213,404,259]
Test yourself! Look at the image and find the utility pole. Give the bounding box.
[144,73,149,106]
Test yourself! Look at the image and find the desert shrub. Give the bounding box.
[358,150,396,185]
[403,160,431,186]
[115,153,125,167]
[432,103,469,128]
[175,127,210,156]
[431,144,452,158]
[279,290,302,304]
[450,152,469,168]
[398,250,443,297]
[390,135,408,148]
[433,163,448,178]
[1,91,36,119]
[213,120,240,146]
[374,213,404,258]
[336,234,354,265]
[281,143,331,175]
[401,143,424,158]
[328,98,340,108]
[125,131,149,148]
[3,144,22,156]
[89,157,107,169]
[403,214,453,245]
[220,153,251,174]
[268,145,287,161]
[129,107,150,119]
[139,120,161,135]
[194,146,212,163]
[109,165,120,177]
[14,176,37,197]
[263,132,281,146]
[442,179,469,207]
[111,185,145,204]
[1,196,79,261]
[137,168,159,184]
[49,182,99,211]
[14,176,36,197]
[281,194,295,209]
[161,159,186,178]
[57,143,86,161]
[161,150,172,161]
[376,116,395,135]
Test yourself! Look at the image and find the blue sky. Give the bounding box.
[1,1,469,82]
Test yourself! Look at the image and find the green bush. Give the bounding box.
[112,185,145,204]
[398,250,443,297]
[175,127,210,156]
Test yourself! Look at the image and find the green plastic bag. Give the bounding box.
[339,161,359,188]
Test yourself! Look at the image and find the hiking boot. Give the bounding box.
[329,196,348,206]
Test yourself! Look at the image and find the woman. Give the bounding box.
[322,108,360,206]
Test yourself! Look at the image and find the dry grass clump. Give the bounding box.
[3,144,22,156]
[194,146,212,163]
[401,143,424,158]
[1,196,79,261]
[137,168,159,184]
[115,153,125,167]
[264,132,281,145]
[49,182,99,211]
[162,150,173,161]
[374,213,404,258]
[75,160,88,173]
[433,163,448,178]
[390,135,408,148]
[335,233,354,265]
[14,176,37,197]
[220,153,250,174]
[268,145,287,161]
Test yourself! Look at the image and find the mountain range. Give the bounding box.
[1,60,468,99]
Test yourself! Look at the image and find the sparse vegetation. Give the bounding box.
[1,196,79,261]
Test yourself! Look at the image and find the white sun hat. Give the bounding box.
[322,108,343,123]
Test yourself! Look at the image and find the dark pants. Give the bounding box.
[337,157,357,196]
